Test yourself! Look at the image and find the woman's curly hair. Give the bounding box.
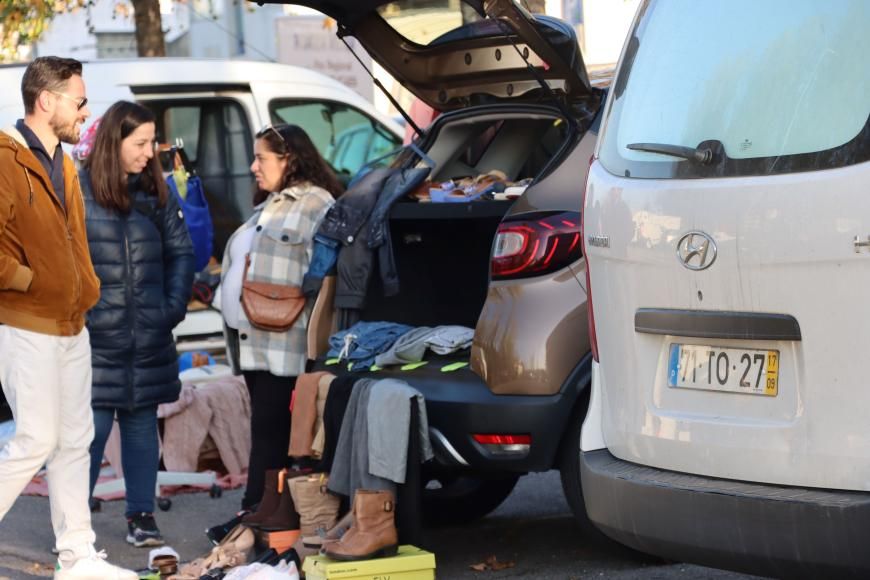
[253,123,345,204]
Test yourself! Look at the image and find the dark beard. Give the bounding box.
[50,115,80,145]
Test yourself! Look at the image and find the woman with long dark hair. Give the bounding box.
[220,123,343,510]
[80,101,195,546]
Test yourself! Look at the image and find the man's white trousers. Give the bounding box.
[0,325,96,560]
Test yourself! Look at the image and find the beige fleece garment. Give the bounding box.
[160,376,251,475]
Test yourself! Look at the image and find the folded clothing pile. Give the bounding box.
[326,322,474,371]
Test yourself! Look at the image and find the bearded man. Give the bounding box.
[0,56,137,580]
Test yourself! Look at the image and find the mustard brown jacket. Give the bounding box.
[0,126,100,335]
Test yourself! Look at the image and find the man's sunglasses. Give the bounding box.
[51,91,88,111]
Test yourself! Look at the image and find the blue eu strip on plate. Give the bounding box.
[668,343,680,387]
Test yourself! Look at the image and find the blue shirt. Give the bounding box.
[15,119,65,209]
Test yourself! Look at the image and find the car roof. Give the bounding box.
[90,58,352,89]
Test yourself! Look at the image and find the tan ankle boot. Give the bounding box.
[288,473,340,536]
[324,490,398,562]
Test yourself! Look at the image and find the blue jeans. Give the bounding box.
[301,235,340,297]
[327,321,414,370]
[89,406,159,517]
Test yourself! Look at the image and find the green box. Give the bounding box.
[302,545,436,580]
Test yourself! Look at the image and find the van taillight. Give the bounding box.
[581,157,598,362]
[491,211,581,280]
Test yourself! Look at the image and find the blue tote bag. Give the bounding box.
[166,173,214,272]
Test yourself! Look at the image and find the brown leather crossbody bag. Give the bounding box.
[241,254,306,332]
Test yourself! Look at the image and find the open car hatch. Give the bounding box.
[254,0,592,110]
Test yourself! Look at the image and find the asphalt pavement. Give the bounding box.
[0,471,764,579]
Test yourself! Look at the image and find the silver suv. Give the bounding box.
[260,0,606,526]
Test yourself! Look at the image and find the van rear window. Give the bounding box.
[599,0,870,179]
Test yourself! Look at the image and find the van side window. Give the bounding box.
[269,100,401,181]
[164,107,200,161]
[146,98,253,257]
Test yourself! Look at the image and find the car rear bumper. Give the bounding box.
[319,354,590,473]
[415,368,580,473]
[581,449,870,579]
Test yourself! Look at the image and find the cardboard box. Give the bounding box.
[302,545,436,580]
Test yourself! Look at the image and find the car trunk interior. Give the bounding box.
[359,110,572,328]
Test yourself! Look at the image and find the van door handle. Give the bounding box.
[854,235,870,253]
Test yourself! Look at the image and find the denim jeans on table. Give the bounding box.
[327,321,414,370]
[89,406,160,517]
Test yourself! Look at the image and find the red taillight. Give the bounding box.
[491,211,582,280]
[580,156,599,362]
[472,433,531,457]
[472,434,532,445]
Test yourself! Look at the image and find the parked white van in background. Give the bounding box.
[580,1,870,578]
[0,58,403,257]
[0,58,402,345]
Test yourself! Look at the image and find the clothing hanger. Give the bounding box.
[173,138,197,177]
[155,143,190,198]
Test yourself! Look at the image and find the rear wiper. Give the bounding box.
[627,142,714,164]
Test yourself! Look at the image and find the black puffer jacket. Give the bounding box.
[80,169,195,410]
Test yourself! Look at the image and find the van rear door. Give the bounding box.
[585,0,870,491]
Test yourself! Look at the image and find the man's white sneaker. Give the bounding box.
[54,547,138,580]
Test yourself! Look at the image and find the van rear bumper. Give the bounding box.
[581,449,870,580]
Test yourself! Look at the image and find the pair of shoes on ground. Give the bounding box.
[206,510,250,546]
[54,545,138,579]
[172,524,256,579]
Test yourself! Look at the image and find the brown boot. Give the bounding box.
[250,470,302,532]
[288,473,340,536]
[324,490,398,561]
[302,510,353,550]
[241,469,283,526]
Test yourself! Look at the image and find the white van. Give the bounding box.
[580,1,870,578]
[0,58,402,344]
[0,58,403,256]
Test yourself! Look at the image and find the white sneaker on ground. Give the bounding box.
[54,546,138,580]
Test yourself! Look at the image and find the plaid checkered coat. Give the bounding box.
[222,184,334,377]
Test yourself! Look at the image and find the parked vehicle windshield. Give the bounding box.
[377,0,480,45]
[599,0,870,179]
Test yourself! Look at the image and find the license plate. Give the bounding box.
[667,344,779,396]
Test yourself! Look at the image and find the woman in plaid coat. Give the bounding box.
[220,124,343,509]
